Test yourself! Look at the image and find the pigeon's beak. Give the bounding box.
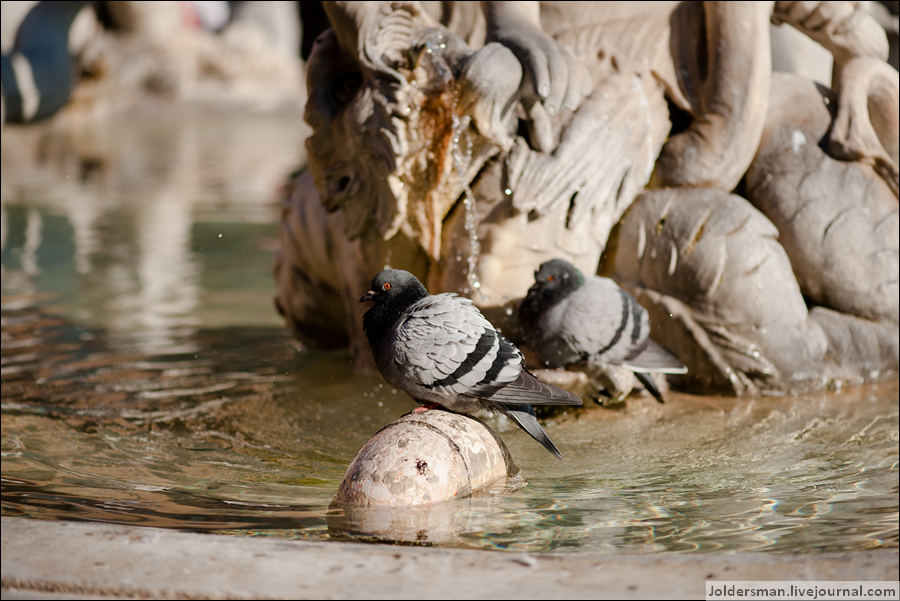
[360,290,376,303]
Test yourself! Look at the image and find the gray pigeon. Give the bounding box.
[519,258,687,404]
[360,268,582,458]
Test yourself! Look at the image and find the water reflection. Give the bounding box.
[2,290,898,553]
[1,110,898,555]
[1,108,308,353]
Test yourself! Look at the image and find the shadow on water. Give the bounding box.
[1,108,898,554]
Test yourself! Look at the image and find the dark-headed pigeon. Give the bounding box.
[361,268,582,458]
[519,258,687,404]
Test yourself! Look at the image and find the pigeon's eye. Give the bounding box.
[547,276,554,282]
[382,282,391,291]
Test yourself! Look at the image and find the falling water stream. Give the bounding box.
[2,109,898,555]
[451,112,482,297]
[422,29,482,296]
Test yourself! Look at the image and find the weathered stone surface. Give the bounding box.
[4,517,897,600]
[277,1,899,394]
[333,410,514,506]
[652,1,773,191]
[611,187,829,395]
[747,72,899,324]
[810,306,900,383]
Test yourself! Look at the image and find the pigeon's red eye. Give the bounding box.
[547,276,554,282]
[382,282,391,291]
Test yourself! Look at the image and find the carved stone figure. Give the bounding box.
[275,1,899,396]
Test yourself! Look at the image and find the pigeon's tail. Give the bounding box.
[498,404,563,459]
[634,371,665,404]
[623,339,686,404]
[621,339,688,374]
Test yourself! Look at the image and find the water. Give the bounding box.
[451,112,482,297]
[421,29,482,296]
[2,109,898,555]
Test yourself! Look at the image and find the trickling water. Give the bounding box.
[420,29,483,296]
[450,112,482,296]
[422,30,450,83]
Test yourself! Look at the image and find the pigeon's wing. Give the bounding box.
[561,277,650,364]
[621,338,688,374]
[393,294,523,398]
[394,294,582,406]
[487,369,582,406]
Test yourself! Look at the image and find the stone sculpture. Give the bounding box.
[275,1,899,397]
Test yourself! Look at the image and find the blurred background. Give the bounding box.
[1,0,898,554]
[1,1,329,351]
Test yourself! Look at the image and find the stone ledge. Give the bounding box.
[2,517,898,600]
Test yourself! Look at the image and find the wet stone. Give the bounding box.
[333,410,514,507]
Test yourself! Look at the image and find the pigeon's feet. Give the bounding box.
[413,402,441,413]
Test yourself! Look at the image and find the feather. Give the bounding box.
[520,258,687,404]
[362,268,582,458]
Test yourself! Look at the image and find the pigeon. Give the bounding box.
[519,258,687,404]
[360,268,582,458]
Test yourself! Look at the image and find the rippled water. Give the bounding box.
[2,110,898,555]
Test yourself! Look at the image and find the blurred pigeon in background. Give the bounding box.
[519,258,687,404]
[361,268,582,458]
